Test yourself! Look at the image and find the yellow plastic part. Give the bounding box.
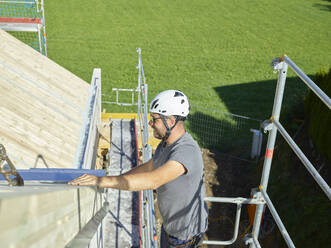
[101,113,160,151]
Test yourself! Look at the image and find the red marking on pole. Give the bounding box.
[265,149,274,159]
[0,17,42,24]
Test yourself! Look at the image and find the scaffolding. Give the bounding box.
[247,55,330,248]
[203,55,330,247]
[0,0,47,55]
[136,48,158,248]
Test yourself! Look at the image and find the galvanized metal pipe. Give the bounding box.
[252,235,262,248]
[37,26,42,53]
[140,190,145,248]
[144,192,151,248]
[136,49,157,247]
[261,189,295,248]
[74,69,101,169]
[203,203,242,245]
[283,56,331,109]
[145,146,157,248]
[143,84,149,146]
[273,120,331,200]
[41,0,47,56]
[204,196,264,205]
[0,1,34,4]
[250,61,289,248]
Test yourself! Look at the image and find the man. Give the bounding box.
[69,90,208,248]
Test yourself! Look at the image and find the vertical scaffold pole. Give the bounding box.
[249,59,288,247]
[143,83,149,146]
[137,48,142,144]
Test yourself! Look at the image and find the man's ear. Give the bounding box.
[168,116,176,126]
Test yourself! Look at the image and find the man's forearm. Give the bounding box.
[98,172,157,191]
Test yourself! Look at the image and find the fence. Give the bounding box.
[186,105,263,161]
[0,0,43,18]
[0,0,47,55]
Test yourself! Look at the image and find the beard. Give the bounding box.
[153,128,164,140]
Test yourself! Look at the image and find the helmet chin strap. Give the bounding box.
[160,115,180,142]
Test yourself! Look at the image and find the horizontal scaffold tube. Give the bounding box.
[204,196,265,205]
[273,120,331,200]
[283,55,331,109]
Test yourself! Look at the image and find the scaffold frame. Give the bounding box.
[247,55,331,248]
[0,0,47,55]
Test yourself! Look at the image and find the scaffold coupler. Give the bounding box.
[0,144,24,186]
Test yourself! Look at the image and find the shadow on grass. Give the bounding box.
[187,76,311,160]
[213,76,309,120]
[313,3,331,12]
[313,0,331,12]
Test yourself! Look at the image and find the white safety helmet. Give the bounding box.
[149,90,190,117]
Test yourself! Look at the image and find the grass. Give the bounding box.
[45,0,331,119]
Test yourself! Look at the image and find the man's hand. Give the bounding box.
[68,174,100,186]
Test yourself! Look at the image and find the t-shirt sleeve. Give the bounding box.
[168,143,200,175]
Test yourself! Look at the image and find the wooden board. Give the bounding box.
[0,29,90,169]
[0,184,103,247]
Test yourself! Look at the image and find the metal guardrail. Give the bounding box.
[102,88,139,106]
[136,48,157,248]
[74,68,102,169]
[273,119,331,199]
[247,56,331,248]
[200,56,330,247]
[283,56,331,109]
[203,197,265,246]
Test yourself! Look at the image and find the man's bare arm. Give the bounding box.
[123,158,154,175]
[68,160,186,191]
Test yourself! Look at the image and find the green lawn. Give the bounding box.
[45,0,331,119]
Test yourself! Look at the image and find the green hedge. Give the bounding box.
[305,67,331,162]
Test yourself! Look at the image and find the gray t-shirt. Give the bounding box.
[153,132,208,240]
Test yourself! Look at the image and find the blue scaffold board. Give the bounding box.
[0,168,106,182]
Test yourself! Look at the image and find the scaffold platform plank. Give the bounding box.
[102,119,140,248]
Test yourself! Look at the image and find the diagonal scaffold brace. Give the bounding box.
[0,144,24,186]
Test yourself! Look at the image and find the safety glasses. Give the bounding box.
[150,116,162,123]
